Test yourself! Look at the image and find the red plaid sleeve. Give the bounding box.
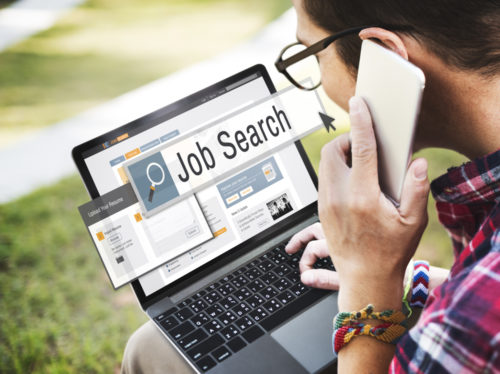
[390,229,500,373]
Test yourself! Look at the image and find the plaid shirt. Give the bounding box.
[390,149,500,373]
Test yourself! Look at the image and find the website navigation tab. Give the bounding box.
[160,130,180,143]
[140,139,161,153]
[125,148,141,159]
[110,155,126,167]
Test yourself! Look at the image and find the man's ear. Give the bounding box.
[359,27,408,60]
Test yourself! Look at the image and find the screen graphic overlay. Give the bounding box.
[124,84,326,217]
[82,71,319,295]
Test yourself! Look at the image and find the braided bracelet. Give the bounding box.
[334,304,407,330]
[333,322,407,354]
[410,260,430,308]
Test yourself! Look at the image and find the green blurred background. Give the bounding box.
[0,0,466,372]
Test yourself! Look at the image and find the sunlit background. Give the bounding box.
[0,1,466,372]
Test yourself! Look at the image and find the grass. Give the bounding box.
[0,176,146,373]
[0,0,290,146]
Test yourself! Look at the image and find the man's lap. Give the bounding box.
[121,320,195,374]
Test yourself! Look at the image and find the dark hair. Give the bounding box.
[303,0,500,77]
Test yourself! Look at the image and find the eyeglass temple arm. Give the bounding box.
[276,26,370,71]
[276,25,413,72]
[275,42,323,71]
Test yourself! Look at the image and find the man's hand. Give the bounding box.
[285,223,339,290]
[319,96,430,374]
[319,96,430,311]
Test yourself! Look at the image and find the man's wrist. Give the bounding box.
[338,278,404,312]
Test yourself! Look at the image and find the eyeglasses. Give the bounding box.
[275,25,412,90]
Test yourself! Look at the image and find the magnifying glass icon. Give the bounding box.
[146,162,165,202]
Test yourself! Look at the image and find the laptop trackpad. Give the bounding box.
[271,293,338,373]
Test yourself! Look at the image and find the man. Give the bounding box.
[283,1,500,373]
[122,1,500,372]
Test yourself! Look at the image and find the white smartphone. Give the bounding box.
[355,39,425,205]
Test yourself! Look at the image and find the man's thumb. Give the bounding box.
[399,158,430,220]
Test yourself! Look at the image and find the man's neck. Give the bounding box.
[443,71,500,160]
[411,45,500,160]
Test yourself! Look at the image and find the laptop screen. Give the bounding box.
[76,66,318,297]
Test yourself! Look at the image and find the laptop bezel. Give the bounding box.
[72,64,319,309]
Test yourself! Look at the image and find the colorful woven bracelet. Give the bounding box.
[333,321,407,354]
[334,304,406,330]
[410,260,430,308]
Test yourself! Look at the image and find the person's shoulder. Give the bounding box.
[393,247,500,372]
[392,231,500,372]
[437,234,500,335]
[448,224,500,295]
[465,227,500,296]
[449,233,500,307]
[419,235,500,331]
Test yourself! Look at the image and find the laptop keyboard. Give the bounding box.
[154,239,335,372]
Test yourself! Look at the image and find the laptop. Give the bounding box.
[72,64,338,374]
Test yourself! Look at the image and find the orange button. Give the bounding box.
[240,186,253,197]
[125,148,140,159]
[134,213,143,222]
[96,232,104,241]
[226,194,239,204]
[213,227,227,237]
[117,133,129,142]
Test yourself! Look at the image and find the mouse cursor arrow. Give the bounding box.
[319,112,336,132]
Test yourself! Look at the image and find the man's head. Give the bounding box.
[292,0,500,156]
[301,0,500,78]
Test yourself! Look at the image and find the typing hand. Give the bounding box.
[285,223,339,290]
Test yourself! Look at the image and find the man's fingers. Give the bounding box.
[299,239,329,273]
[399,158,430,222]
[301,269,339,290]
[285,222,324,254]
[349,96,378,185]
